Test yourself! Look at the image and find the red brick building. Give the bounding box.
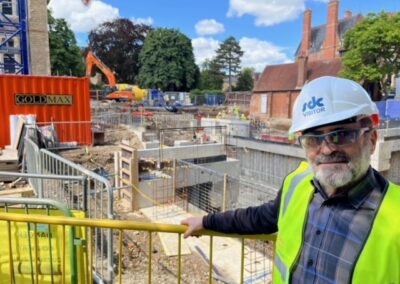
[251,0,361,121]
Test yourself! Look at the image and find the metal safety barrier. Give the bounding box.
[0,211,276,284]
[23,138,115,282]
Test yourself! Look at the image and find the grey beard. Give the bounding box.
[313,144,371,190]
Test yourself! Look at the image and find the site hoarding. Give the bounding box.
[0,75,92,148]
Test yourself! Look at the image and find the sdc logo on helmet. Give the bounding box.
[302,96,325,117]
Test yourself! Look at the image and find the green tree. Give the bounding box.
[88,18,152,83]
[340,12,400,96]
[215,36,244,92]
[138,28,199,91]
[234,67,254,91]
[48,10,85,76]
[199,58,224,90]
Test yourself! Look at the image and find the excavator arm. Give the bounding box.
[85,50,147,102]
[85,51,116,86]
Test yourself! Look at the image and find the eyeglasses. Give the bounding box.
[298,127,371,149]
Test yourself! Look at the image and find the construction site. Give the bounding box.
[1,0,400,283]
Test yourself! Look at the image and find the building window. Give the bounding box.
[261,94,268,114]
[4,55,16,73]
[1,0,12,15]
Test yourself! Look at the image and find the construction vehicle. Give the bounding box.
[85,51,147,101]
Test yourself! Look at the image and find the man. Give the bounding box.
[181,76,400,283]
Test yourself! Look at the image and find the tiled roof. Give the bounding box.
[253,58,342,92]
[294,15,362,57]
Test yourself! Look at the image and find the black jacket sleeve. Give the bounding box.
[202,188,282,234]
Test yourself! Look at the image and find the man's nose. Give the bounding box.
[319,138,338,154]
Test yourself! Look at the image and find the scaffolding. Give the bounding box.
[0,0,29,74]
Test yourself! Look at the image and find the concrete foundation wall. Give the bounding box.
[373,128,400,184]
[228,128,400,195]
[202,118,250,137]
[230,138,304,191]
[138,143,226,160]
[385,151,400,184]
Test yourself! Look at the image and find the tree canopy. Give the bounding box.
[340,12,400,96]
[48,10,85,76]
[234,67,254,91]
[88,18,152,84]
[138,28,199,91]
[215,36,243,91]
[199,58,224,90]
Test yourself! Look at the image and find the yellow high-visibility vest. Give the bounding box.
[273,161,400,283]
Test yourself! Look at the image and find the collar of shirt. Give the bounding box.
[311,167,377,209]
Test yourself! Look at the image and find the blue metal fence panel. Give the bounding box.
[205,93,224,105]
[386,99,400,120]
[375,101,387,119]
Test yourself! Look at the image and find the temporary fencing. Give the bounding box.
[23,137,115,282]
[33,121,93,147]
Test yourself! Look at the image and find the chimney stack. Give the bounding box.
[300,9,312,57]
[344,10,352,19]
[322,0,339,59]
[296,54,308,88]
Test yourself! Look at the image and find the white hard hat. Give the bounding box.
[289,76,379,134]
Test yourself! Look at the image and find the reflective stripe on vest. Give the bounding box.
[274,252,287,283]
[273,164,400,283]
[282,166,312,216]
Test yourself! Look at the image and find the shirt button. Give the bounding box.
[316,229,321,235]
[307,259,313,267]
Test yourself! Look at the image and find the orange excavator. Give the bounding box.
[85,50,146,101]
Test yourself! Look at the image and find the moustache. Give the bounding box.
[316,152,350,165]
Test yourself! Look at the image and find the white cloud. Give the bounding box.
[227,0,305,26]
[239,37,292,72]
[192,37,220,67]
[130,17,154,26]
[48,0,119,33]
[195,19,225,36]
[192,37,291,72]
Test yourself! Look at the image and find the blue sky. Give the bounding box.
[48,0,400,72]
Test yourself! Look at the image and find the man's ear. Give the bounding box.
[369,129,378,154]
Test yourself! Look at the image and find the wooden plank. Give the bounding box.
[0,149,18,162]
[0,164,19,171]
[159,232,191,256]
[0,186,34,197]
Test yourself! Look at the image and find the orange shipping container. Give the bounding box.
[0,75,92,148]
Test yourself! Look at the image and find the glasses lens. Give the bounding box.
[326,129,358,145]
[299,128,365,149]
[299,135,322,148]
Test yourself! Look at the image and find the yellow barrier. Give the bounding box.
[0,212,276,284]
[0,210,86,284]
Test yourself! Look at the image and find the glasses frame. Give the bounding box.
[298,127,372,150]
